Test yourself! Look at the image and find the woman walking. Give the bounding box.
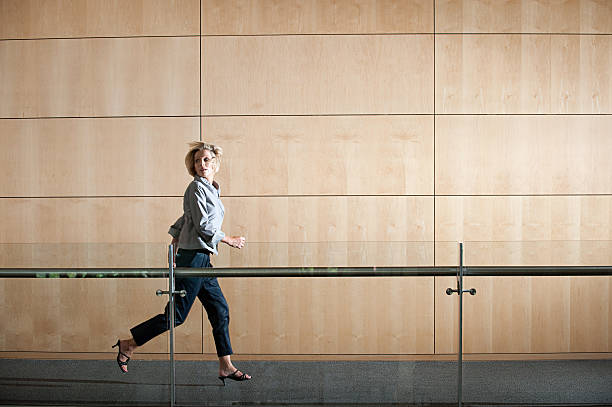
[113,141,251,384]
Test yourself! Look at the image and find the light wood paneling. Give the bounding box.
[0,278,202,353]
[0,277,433,356]
[570,276,611,352]
[214,241,434,268]
[435,35,612,113]
[436,0,612,34]
[0,37,199,118]
[458,241,612,268]
[202,0,433,34]
[212,276,433,354]
[223,197,433,242]
[436,34,548,113]
[0,197,182,244]
[205,115,433,196]
[434,276,458,354]
[0,198,182,267]
[202,35,433,115]
[435,276,611,354]
[0,118,197,197]
[465,277,538,353]
[0,0,199,39]
[435,196,612,266]
[218,196,434,267]
[0,196,432,267]
[435,115,612,195]
[551,35,612,113]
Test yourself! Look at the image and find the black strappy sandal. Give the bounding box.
[218,369,251,385]
[112,340,130,374]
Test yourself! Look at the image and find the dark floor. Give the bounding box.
[0,359,611,406]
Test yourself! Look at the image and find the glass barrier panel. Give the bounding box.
[461,240,612,406]
[0,241,461,406]
[0,242,168,269]
[464,240,612,267]
[0,275,172,405]
[213,241,439,268]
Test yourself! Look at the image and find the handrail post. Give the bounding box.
[156,245,185,406]
[458,241,464,407]
[169,244,175,407]
[446,242,476,406]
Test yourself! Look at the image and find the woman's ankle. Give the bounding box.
[121,338,138,353]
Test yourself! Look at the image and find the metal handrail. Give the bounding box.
[465,266,612,276]
[1,265,611,278]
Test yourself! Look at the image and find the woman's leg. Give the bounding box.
[198,275,250,379]
[128,277,201,343]
[117,249,203,372]
[199,277,232,357]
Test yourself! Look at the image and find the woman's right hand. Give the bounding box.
[222,235,246,249]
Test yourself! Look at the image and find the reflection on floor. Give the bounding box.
[0,359,611,406]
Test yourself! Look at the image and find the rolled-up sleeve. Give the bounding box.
[168,215,184,238]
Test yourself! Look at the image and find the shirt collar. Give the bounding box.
[195,176,221,192]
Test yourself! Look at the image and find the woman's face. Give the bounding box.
[194,149,216,181]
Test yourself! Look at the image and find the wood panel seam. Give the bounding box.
[4,114,612,120]
[0,35,200,42]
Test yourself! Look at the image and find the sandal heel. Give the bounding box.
[113,340,130,374]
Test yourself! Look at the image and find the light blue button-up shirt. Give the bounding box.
[169,176,226,255]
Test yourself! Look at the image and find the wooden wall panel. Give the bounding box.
[205,115,433,196]
[202,35,433,115]
[0,0,610,360]
[0,0,199,39]
[212,276,433,354]
[0,118,196,197]
[457,276,609,354]
[0,278,202,353]
[436,0,612,34]
[202,0,433,35]
[570,276,611,352]
[0,196,432,268]
[0,198,182,267]
[217,196,434,267]
[214,240,434,268]
[434,276,458,354]
[435,196,612,266]
[435,35,612,113]
[436,276,611,354]
[0,197,182,244]
[224,196,433,243]
[0,37,199,118]
[435,115,612,195]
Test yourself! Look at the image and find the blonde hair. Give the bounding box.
[185,141,223,177]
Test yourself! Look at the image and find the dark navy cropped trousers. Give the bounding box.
[130,248,233,357]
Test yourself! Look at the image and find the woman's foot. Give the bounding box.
[219,367,251,380]
[113,338,137,373]
[218,355,251,383]
[218,368,251,385]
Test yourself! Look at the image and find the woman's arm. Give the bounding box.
[168,215,184,239]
